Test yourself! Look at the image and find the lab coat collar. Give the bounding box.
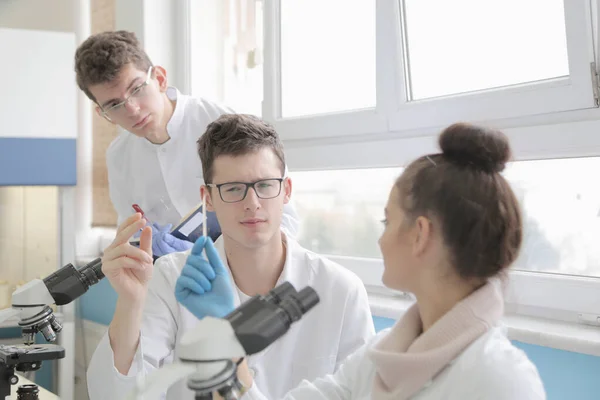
[213,230,296,307]
[165,86,187,140]
[213,230,297,362]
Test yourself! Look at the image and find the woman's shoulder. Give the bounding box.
[452,326,546,398]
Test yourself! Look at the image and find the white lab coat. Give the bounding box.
[244,326,546,400]
[106,87,300,237]
[86,231,375,400]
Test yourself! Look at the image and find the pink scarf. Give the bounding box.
[368,280,504,399]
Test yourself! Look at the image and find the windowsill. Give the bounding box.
[368,293,600,357]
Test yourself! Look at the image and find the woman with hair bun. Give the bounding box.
[235,122,546,399]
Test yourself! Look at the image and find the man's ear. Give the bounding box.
[153,66,168,92]
[95,106,115,125]
[201,186,215,212]
[282,177,292,204]
[412,216,432,257]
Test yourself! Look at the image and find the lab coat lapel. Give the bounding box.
[164,87,186,139]
[248,232,300,362]
[212,232,298,363]
[275,232,305,288]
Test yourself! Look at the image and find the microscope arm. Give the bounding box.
[126,283,320,400]
[0,258,105,396]
[0,258,104,344]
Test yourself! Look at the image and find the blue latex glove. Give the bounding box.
[151,222,193,256]
[175,236,235,319]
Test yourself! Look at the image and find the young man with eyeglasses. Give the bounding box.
[74,31,299,256]
[87,114,375,399]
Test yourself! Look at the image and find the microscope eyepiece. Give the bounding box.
[78,258,104,287]
[263,281,297,305]
[296,287,320,314]
[277,287,319,324]
[43,258,104,306]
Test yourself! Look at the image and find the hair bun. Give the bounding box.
[438,123,511,173]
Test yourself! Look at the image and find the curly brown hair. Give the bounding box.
[197,114,286,184]
[74,30,153,103]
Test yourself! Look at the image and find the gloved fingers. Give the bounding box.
[117,213,146,236]
[204,238,227,276]
[181,266,212,292]
[155,238,176,256]
[190,236,208,256]
[111,218,147,250]
[179,240,194,251]
[175,275,206,295]
[118,255,149,271]
[139,226,153,256]
[174,285,192,301]
[109,242,153,264]
[163,233,193,251]
[150,222,161,233]
[174,279,194,300]
[186,255,216,280]
[151,222,172,233]
[102,249,148,275]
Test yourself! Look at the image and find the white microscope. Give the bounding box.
[0,258,103,398]
[126,281,319,400]
[0,258,319,400]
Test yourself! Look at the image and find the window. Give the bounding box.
[184,1,600,322]
[292,159,600,278]
[291,162,600,321]
[506,157,600,278]
[190,0,264,116]
[280,0,376,117]
[389,0,596,132]
[402,0,569,100]
[260,0,596,140]
[291,168,401,258]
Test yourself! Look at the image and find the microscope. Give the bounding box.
[0,256,320,400]
[127,282,320,400]
[0,258,104,398]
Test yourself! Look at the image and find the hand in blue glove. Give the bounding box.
[174,236,235,319]
[151,222,193,256]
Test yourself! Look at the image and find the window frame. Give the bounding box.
[323,254,600,326]
[183,0,600,325]
[262,0,599,141]
[287,140,600,325]
[388,0,598,133]
[262,0,388,140]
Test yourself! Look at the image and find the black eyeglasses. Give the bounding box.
[206,178,284,203]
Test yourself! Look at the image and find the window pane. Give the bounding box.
[222,0,264,115]
[190,0,263,116]
[280,0,376,117]
[505,157,600,278]
[403,0,569,100]
[291,168,402,258]
[293,160,600,278]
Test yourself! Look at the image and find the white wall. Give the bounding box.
[115,0,188,91]
[0,0,74,31]
[0,4,77,285]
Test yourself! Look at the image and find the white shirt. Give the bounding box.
[86,232,375,399]
[106,87,300,237]
[244,326,546,400]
